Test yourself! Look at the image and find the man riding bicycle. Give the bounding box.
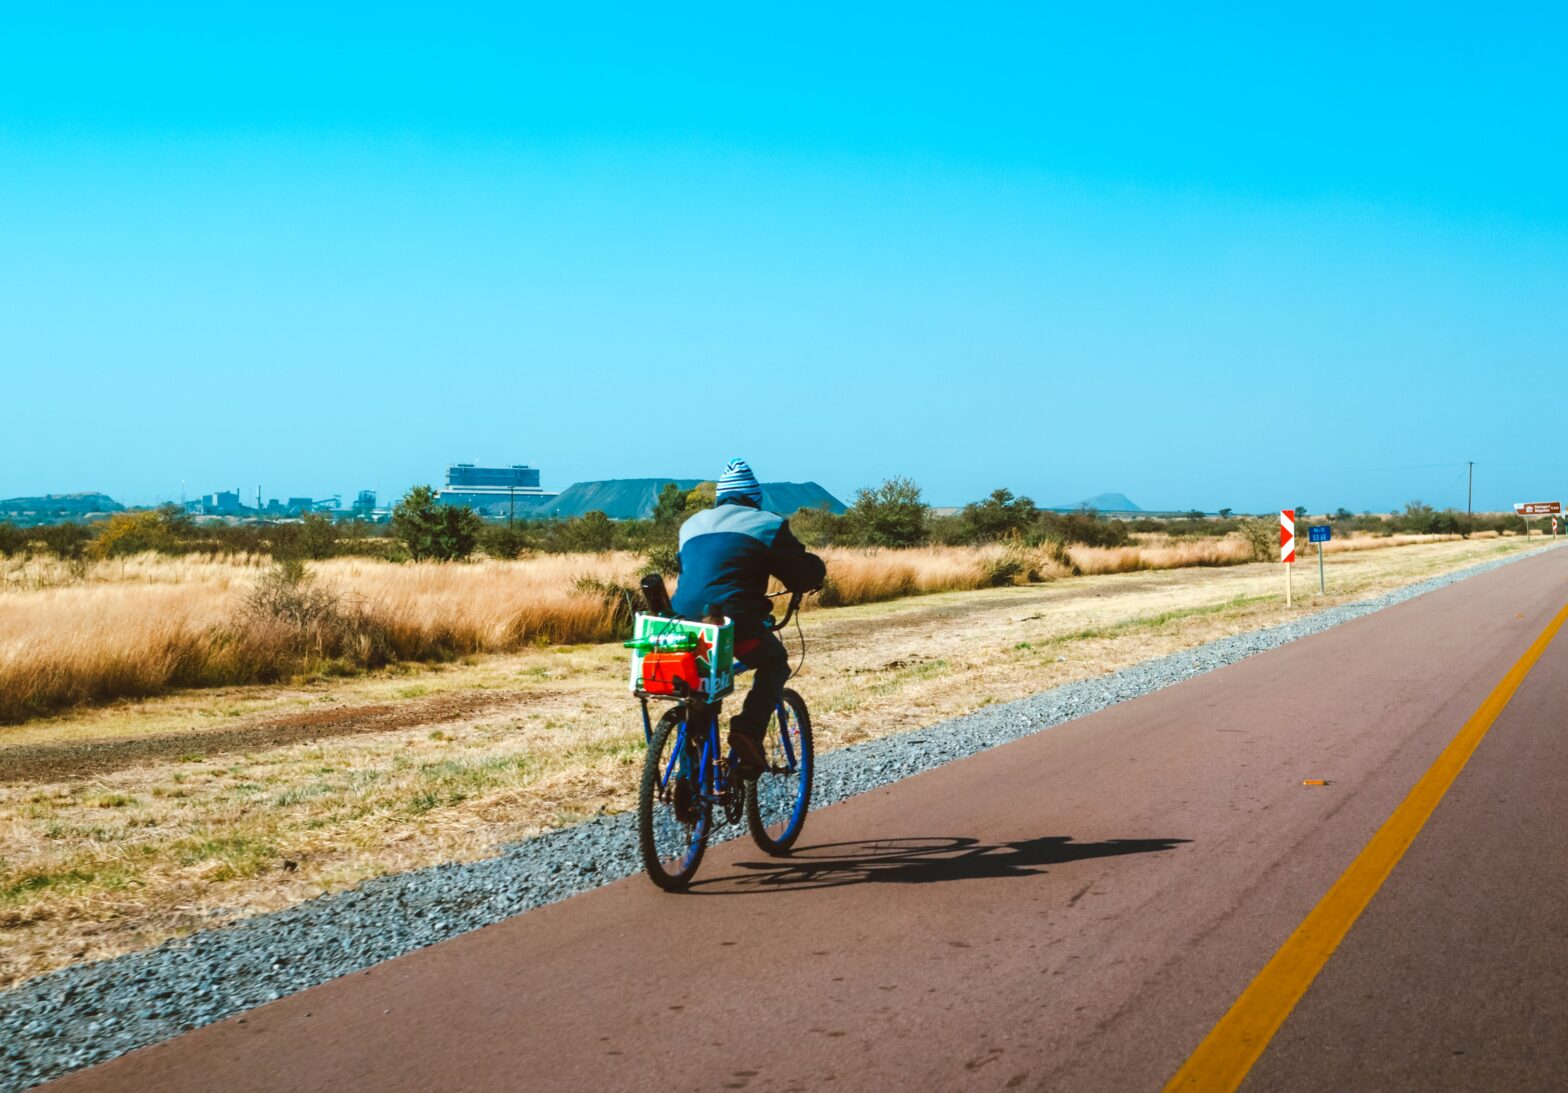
[673,459,825,777]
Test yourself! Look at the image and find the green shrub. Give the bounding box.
[844,477,928,547]
[391,486,483,561]
[960,488,1039,543]
[479,524,533,559]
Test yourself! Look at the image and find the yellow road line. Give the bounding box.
[1164,602,1568,1092]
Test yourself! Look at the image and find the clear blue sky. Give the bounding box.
[3,3,1565,513]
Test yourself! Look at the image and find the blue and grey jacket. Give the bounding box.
[673,500,826,632]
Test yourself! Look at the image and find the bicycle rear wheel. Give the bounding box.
[638,706,710,891]
[745,688,813,855]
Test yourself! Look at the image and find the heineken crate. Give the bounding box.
[627,614,735,700]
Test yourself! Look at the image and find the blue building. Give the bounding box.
[438,464,555,514]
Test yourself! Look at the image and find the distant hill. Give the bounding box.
[1049,492,1142,513]
[537,479,704,520]
[757,482,847,517]
[0,492,124,516]
[538,479,846,520]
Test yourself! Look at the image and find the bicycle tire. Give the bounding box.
[745,688,814,856]
[638,706,710,891]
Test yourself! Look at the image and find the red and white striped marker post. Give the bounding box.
[1280,508,1296,607]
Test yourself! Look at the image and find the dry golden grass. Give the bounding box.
[1319,532,1462,553]
[0,545,1075,724]
[811,543,1073,605]
[1070,537,1252,574]
[0,536,1554,988]
[0,553,642,724]
[1068,531,1478,575]
[0,532,1525,725]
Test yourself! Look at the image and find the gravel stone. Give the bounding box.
[0,544,1556,1091]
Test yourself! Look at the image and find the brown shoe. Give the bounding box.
[727,729,768,778]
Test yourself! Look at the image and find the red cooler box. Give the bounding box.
[640,651,700,696]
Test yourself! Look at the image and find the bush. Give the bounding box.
[269,512,341,561]
[788,504,847,547]
[558,511,615,553]
[844,477,928,547]
[244,559,344,631]
[391,486,483,561]
[641,543,680,577]
[1236,518,1276,561]
[0,522,26,556]
[89,510,181,559]
[479,524,533,559]
[960,489,1039,543]
[1035,509,1130,548]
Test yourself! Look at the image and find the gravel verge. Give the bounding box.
[3,543,1558,1091]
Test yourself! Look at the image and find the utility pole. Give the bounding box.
[1466,461,1474,538]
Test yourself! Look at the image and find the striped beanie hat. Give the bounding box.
[715,458,764,505]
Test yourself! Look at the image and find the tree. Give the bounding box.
[391,486,482,561]
[960,488,1038,543]
[652,482,687,527]
[1218,508,1233,519]
[846,477,928,547]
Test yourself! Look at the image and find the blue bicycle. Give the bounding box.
[634,587,814,891]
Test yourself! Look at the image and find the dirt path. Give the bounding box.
[0,689,542,784]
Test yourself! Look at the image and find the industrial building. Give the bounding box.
[438,464,556,515]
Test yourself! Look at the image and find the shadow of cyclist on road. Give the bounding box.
[688,834,1189,894]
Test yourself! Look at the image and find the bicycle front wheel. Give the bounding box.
[638,706,710,891]
[745,688,813,855]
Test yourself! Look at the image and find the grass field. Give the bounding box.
[0,533,1548,990]
[0,533,1481,723]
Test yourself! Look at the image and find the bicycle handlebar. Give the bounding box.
[766,587,819,632]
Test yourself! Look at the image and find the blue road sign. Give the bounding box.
[1309,525,1331,543]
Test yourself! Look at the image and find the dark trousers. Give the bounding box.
[730,628,790,740]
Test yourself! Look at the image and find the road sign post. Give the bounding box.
[1514,502,1561,541]
[1309,524,1331,593]
[1281,509,1296,607]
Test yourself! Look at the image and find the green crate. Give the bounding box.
[627,613,735,700]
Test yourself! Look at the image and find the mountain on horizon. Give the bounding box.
[538,479,846,520]
[0,492,124,516]
[1049,492,1142,512]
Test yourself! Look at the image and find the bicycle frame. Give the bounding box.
[637,588,810,816]
[640,655,802,810]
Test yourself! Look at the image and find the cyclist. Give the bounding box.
[673,458,825,776]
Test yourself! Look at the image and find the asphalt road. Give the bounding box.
[46,547,1568,1092]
